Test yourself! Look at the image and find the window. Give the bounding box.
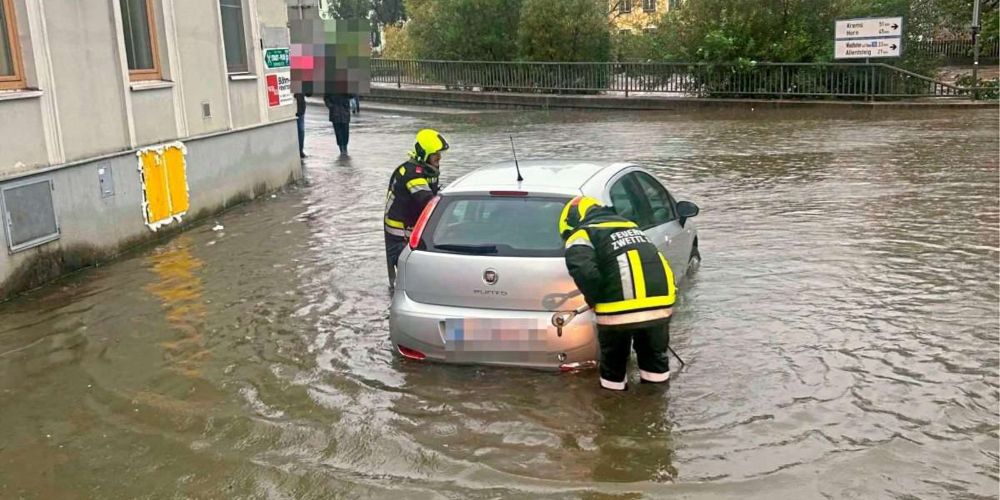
[424,196,570,257]
[668,0,679,10]
[617,0,632,14]
[0,0,25,90]
[633,172,677,225]
[220,0,248,73]
[1,178,60,253]
[643,0,656,12]
[609,174,652,227]
[119,0,161,81]
[619,29,632,36]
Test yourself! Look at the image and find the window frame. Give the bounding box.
[608,173,656,228]
[219,0,250,74]
[642,0,656,13]
[633,171,678,226]
[121,0,162,82]
[0,0,26,90]
[617,0,632,14]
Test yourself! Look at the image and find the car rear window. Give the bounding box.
[424,195,571,257]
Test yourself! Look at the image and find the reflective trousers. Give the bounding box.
[597,317,671,390]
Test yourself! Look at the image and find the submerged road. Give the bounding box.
[0,106,997,498]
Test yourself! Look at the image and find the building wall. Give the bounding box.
[610,0,676,32]
[0,0,300,299]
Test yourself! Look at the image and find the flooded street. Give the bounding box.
[1,106,997,499]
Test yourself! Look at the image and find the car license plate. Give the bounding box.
[443,318,549,352]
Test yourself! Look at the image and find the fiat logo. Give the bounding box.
[483,268,499,286]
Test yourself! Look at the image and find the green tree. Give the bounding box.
[405,0,522,60]
[517,0,611,62]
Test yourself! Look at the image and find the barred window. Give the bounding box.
[220,0,249,73]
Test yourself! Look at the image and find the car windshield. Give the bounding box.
[425,195,570,257]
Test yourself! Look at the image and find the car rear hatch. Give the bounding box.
[402,192,584,312]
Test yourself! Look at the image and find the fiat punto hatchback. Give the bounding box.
[389,160,700,370]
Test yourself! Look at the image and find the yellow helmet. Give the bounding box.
[412,129,450,162]
[559,196,602,239]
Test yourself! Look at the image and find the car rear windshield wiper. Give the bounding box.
[434,244,499,254]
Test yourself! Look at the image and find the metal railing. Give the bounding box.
[372,59,981,99]
[911,39,1000,63]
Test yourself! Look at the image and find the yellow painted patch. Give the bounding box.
[139,143,190,230]
[141,150,171,225]
[163,146,189,215]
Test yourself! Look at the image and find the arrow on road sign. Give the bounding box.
[891,23,899,30]
[890,44,897,50]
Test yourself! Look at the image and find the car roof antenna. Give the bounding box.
[510,135,524,182]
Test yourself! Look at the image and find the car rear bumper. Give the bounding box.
[389,290,598,371]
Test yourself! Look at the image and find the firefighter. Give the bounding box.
[559,196,676,391]
[383,129,449,288]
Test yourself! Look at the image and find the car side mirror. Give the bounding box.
[677,201,699,227]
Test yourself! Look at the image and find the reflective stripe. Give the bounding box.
[398,166,406,176]
[564,229,593,248]
[384,218,406,229]
[406,178,429,192]
[596,307,672,325]
[600,378,626,390]
[617,253,634,300]
[584,221,638,229]
[659,253,677,304]
[639,369,670,383]
[595,295,674,314]
[627,250,646,299]
[384,226,410,238]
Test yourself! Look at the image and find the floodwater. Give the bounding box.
[1,105,997,499]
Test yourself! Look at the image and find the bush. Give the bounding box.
[517,0,610,62]
[405,0,522,61]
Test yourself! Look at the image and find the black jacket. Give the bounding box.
[294,93,307,117]
[383,159,440,237]
[564,207,676,325]
[323,94,352,124]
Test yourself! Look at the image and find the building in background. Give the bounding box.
[0,0,301,299]
[610,0,680,33]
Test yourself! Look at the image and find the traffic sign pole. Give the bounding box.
[972,0,981,100]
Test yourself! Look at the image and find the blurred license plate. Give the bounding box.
[444,318,549,352]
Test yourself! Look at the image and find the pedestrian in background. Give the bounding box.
[323,93,352,155]
[351,95,360,115]
[294,92,309,158]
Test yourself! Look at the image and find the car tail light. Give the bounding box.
[397,345,426,360]
[408,196,441,249]
[489,190,529,196]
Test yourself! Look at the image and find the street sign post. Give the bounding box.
[834,16,903,60]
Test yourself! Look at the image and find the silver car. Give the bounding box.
[389,160,700,370]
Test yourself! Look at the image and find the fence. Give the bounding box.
[911,39,1000,63]
[372,60,981,99]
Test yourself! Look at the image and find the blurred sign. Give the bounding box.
[264,48,290,69]
[834,16,903,59]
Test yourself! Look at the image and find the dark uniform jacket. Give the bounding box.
[564,206,676,326]
[323,94,352,124]
[383,159,440,237]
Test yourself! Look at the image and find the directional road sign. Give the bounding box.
[835,37,902,59]
[834,16,903,59]
[835,17,903,39]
